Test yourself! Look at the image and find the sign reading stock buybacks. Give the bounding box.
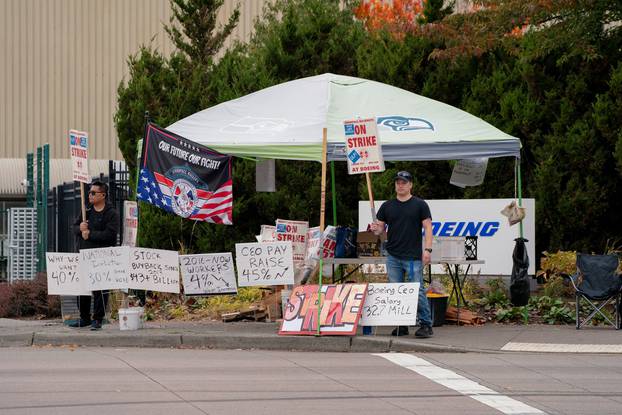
[128,248,180,293]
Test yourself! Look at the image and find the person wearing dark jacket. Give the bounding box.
[70,181,119,330]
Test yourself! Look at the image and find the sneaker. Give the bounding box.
[68,319,91,328]
[415,325,433,338]
[391,326,409,336]
[90,320,102,331]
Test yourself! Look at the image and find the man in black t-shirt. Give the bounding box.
[371,171,434,338]
[69,181,119,330]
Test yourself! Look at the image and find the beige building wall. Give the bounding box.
[0,0,267,161]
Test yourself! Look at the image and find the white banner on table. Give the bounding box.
[80,247,130,291]
[360,283,420,326]
[235,242,294,286]
[46,252,90,295]
[128,248,180,293]
[179,253,237,295]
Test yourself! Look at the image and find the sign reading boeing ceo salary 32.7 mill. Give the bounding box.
[344,118,385,174]
[358,199,536,275]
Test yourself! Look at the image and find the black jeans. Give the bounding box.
[78,290,109,322]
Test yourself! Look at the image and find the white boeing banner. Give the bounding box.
[359,198,536,276]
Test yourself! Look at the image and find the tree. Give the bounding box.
[115,0,239,250]
[165,0,239,66]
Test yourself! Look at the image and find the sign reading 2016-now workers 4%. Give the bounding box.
[235,242,294,286]
[179,253,237,295]
[344,118,385,175]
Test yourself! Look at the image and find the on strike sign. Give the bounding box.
[69,129,90,183]
[344,118,385,175]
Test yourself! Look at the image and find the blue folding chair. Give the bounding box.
[565,254,622,329]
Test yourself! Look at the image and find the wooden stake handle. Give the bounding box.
[365,172,376,221]
[80,182,86,222]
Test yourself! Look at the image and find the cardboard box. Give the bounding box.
[357,231,386,257]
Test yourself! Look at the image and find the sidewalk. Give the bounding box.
[1,318,620,353]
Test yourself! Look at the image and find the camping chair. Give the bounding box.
[565,254,622,329]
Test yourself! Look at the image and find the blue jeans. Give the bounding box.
[386,254,432,327]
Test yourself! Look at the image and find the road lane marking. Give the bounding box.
[375,353,545,415]
[501,342,622,353]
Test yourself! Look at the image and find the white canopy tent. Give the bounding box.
[167,73,521,162]
[166,74,526,333]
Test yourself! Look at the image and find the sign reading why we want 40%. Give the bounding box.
[46,247,180,295]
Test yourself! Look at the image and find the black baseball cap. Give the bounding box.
[394,171,413,182]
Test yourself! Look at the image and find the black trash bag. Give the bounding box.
[510,237,530,306]
[335,227,358,258]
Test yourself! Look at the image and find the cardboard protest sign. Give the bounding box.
[306,225,338,261]
[260,225,276,242]
[305,227,321,261]
[279,283,367,336]
[275,219,308,264]
[321,225,337,258]
[46,253,90,296]
[343,118,385,174]
[179,253,237,295]
[128,248,180,293]
[359,283,420,326]
[69,130,90,183]
[79,247,130,291]
[122,201,138,247]
[450,158,488,188]
[235,242,294,286]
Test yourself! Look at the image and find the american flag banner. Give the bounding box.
[137,123,233,225]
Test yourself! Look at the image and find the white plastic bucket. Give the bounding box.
[118,307,144,331]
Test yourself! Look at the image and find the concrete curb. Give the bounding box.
[32,332,182,348]
[0,333,34,347]
[1,331,486,353]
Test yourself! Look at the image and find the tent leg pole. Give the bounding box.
[517,158,524,239]
[331,161,337,226]
[317,128,328,336]
[330,160,341,283]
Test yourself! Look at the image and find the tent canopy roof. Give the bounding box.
[167,73,521,162]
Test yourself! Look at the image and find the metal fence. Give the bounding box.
[47,160,131,254]
[7,208,37,283]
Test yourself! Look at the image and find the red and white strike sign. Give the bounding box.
[343,118,385,175]
[69,130,90,183]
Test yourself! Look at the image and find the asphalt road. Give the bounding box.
[1,348,621,415]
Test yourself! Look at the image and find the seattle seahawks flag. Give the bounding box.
[137,123,233,225]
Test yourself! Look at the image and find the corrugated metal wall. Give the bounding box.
[0,0,267,161]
